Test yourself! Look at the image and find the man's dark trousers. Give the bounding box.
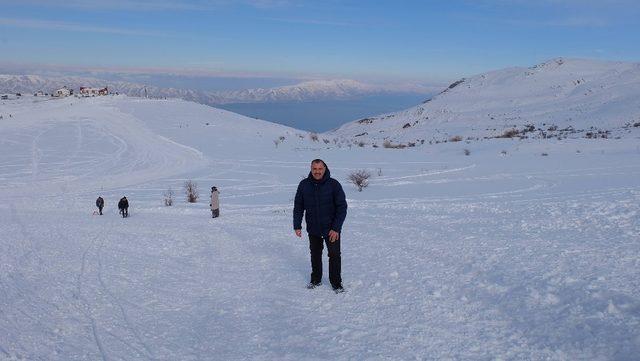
[309,234,341,288]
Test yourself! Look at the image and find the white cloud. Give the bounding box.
[0,0,294,11]
[505,16,608,28]
[259,16,357,27]
[0,17,169,36]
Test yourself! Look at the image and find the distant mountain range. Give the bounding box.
[327,58,640,146]
[7,58,638,147]
[0,74,440,105]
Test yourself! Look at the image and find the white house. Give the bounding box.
[79,87,108,96]
[53,86,71,97]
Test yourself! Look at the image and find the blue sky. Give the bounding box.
[1,0,639,82]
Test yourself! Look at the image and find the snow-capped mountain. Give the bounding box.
[0,74,437,105]
[327,58,640,145]
[214,79,437,103]
[0,73,225,103]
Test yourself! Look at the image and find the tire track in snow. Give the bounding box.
[74,216,164,361]
[372,163,476,184]
[8,203,45,274]
[75,237,109,361]
[96,240,156,360]
[29,129,46,180]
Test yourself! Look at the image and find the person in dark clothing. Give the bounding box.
[118,196,129,218]
[294,159,348,293]
[96,196,104,215]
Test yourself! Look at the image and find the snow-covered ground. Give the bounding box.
[1,95,639,360]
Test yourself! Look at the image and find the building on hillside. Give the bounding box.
[53,86,72,97]
[79,87,108,96]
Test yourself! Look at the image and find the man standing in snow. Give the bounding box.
[294,159,348,293]
[210,186,220,218]
[96,196,104,215]
[118,196,129,218]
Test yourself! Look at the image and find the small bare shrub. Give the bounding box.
[309,132,319,142]
[450,135,463,142]
[163,187,174,206]
[184,180,199,203]
[383,140,406,149]
[348,170,371,192]
[499,128,520,138]
[464,149,471,156]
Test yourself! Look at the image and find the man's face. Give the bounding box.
[311,162,326,180]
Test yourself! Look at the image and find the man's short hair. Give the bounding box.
[311,159,327,168]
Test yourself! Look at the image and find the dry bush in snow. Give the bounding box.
[163,188,174,206]
[347,170,371,192]
[184,180,199,203]
[499,128,520,138]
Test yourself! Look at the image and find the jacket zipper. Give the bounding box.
[314,183,321,234]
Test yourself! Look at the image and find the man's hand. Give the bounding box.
[328,230,340,243]
[295,229,302,237]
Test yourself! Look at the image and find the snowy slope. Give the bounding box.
[1,94,639,360]
[0,95,308,199]
[328,58,640,145]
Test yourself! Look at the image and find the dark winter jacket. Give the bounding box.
[118,197,129,210]
[293,167,347,237]
[96,197,104,208]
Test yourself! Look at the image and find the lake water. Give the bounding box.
[217,94,430,132]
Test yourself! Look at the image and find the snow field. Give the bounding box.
[1,96,639,360]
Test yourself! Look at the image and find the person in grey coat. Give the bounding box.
[210,186,220,218]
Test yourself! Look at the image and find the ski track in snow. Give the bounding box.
[1,96,639,360]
